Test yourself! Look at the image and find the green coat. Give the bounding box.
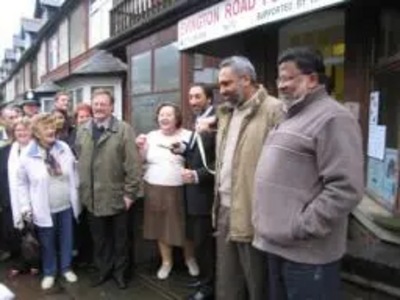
[75,117,141,216]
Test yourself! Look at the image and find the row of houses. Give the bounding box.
[0,0,124,118]
[1,0,400,295]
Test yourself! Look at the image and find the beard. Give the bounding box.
[226,84,246,106]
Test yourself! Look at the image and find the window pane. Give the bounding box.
[76,88,83,105]
[154,43,180,91]
[131,91,180,134]
[132,52,151,95]
[41,99,54,113]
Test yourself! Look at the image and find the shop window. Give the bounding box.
[154,43,180,91]
[132,51,151,95]
[130,41,181,133]
[366,75,400,211]
[131,91,180,134]
[379,10,400,60]
[279,10,345,101]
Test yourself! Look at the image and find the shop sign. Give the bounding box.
[178,0,347,50]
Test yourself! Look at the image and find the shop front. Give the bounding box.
[177,0,400,291]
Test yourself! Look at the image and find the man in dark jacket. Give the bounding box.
[181,83,216,300]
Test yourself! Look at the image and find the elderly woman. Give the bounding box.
[17,113,81,290]
[136,103,199,280]
[0,117,38,276]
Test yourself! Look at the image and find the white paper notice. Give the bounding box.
[369,91,380,125]
[368,125,386,160]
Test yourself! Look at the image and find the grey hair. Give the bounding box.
[219,56,257,83]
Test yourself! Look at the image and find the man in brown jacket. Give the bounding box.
[215,56,282,300]
[253,47,364,299]
[75,89,140,289]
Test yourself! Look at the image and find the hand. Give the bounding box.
[196,116,217,133]
[21,208,32,223]
[170,141,185,154]
[135,134,147,149]
[15,220,24,230]
[124,196,135,211]
[181,169,196,184]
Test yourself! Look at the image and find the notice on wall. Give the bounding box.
[367,125,386,160]
[367,149,399,208]
[369,91,380,125]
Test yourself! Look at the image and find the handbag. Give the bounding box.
[20,221,40,263]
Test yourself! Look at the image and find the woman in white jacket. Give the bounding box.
[0,117,37,276]
[17,113,81,290]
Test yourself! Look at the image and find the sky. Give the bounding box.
[0,0,35,58]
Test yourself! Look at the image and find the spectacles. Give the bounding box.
[276,72,315,85]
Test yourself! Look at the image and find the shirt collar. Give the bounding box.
[94,117,111,129]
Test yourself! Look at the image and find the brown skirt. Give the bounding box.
[143,183,185,246]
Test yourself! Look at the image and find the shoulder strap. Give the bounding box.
[195,132,215,175]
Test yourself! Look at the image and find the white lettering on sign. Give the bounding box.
[178,0,347,50]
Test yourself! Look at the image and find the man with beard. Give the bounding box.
[214,56,283,300]
[179,83,216,300]
[252,47,363,299]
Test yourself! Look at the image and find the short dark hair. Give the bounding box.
[54,91,70,102]
[190,83,214,100]
[278,47,326,84]
[155,102,183,128]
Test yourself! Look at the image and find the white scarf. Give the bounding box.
[7,142,29,228]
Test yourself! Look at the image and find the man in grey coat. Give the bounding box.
[252,47,364,299]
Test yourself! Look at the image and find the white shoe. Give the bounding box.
[186,258,200,277]
[63,271,78,283]
[41,276,55,290]
[157,263,172,280]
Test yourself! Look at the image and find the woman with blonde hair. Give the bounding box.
[136,103,199,280]
[17,113,81,290]
[0,117,38,276]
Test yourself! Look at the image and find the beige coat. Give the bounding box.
[214,85,283,242]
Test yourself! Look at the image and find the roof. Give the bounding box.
[21,18,45,33]
[73,50,127,75]
[13,35,25,49]
[35,80,61,93]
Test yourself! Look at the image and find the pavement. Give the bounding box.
[0,262,185,300]
[1,258,398,300]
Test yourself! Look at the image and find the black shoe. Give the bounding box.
[91,274,109,287]
[186,278,212,289]
[113,276,127,290]
[186,280,204,289]
[187,286,214,300]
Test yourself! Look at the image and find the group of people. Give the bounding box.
[0,46,364,300]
